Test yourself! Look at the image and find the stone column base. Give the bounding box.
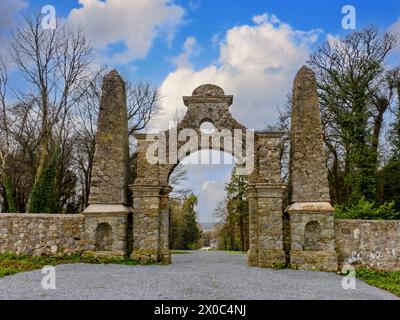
[158,250,171,265]
[83,250,126,259]
[257,249,287,268]
[130,249,159,264]
[82,206,132,256]
[131,249,171,264]
[247,250,259,267]
[290,250,338,272]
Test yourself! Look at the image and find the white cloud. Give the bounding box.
[0,0,27,31]
[390,18,400,52]
[171,36,200,68]
[67,0,185,64]
[152,13,323,130]
[0,0,27,58]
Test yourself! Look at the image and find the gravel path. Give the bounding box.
[0,251,397,300]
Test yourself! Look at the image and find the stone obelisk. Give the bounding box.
[83,70,132,256]
[286,66,337,271]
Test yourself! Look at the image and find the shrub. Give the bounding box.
[334,197,400,220]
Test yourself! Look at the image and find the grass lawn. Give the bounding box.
[171,250,191,254]
[0,252,139,278]
[224,250,246,254]
[356,269,400,297]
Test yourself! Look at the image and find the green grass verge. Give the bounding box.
[224,250,246,254]
[0,252,140,278]
[356,269,400,296]
[170,250,191,254]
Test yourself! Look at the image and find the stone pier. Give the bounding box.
[83,70,133,257]
[286,66,338,271]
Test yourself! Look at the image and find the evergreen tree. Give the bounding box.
[2,175,16,213]
[225,168,249,251]
[379,71,400,210]
[28,152,61,213]
[169,194,201,250]
[308,26,397,204]
[181,194,201,249]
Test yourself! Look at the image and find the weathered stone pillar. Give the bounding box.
[246,184,259,266]
[248,132,287,268]
[256,183,287,268]
[83,70,132,257]
[130,134,169,263]
[286,66,337,271]
[159,186,172,264]
[131,185,162,263]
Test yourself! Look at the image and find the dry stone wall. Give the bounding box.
[0,213,400,271]
[0,213,86,256]
[335,219,400,271]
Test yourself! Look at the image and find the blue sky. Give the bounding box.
[13,0,400,85]
[1,0,400,222]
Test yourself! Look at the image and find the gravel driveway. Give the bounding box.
[0,251,397,300]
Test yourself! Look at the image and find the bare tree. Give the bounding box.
[169,163,192,200]
[127,81,161,135]
[10,14,94,210]
[0,57,11,179]
[70,72,162,210]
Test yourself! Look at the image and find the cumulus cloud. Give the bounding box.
[0,0,27,31]
[67,0,185,64]
[152,13,323,130]
[390,18,400,51]
[0,0,27,57]
[0,0,27,38]
[199,180,228,221]
[171,36,200,68]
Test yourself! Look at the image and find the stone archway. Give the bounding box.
[130,84,287,266]
[83,67,338,271]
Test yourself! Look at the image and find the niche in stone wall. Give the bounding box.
[95,223,113,251]
[304,221,321,251]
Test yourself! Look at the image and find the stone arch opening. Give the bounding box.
[168,150,240,251]
[304,221,321,251]
[169,149,239,250]
[95,223,113,251]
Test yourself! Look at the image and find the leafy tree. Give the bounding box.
[308,26,397,204]
[378,67,400,211]
[225,169,249,251]
[214,167,249,251]
[181,194,201,249]
[169,194,201,250]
